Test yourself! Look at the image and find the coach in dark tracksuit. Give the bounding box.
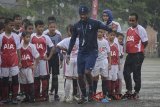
[67,5,112,104]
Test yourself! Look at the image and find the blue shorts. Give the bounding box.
[77,50,98,75]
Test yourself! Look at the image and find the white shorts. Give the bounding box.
[92,59,108,77]
[1,66,20,77]
[19,68,34,84]
[65,58,78,78]
[34,60,49,77]
[108,65,118,81]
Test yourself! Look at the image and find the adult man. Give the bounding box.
[67,5,111,104]
[123,13,148,99]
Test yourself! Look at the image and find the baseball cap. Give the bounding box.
[79,5,89,15]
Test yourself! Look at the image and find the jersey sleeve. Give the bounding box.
[138,25,148,42]
[105,40,110,53]
[57,38,69,49]
[13,33,21,49]
[45,35,54,47]
[31,44,40,59]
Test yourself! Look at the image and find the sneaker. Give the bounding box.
[77,97,88,104]
[64,97,72,103]
[0,99,10,104]
[73,95,80,101]
[122,91,132,100]
[132,92,139,99]
[105,96,111,101]
[12,99,18,104]
[54,95,60,101]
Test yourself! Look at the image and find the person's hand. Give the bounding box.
[66,55,70,65]
[108,63,111,70]
[30,64,36,72]
[59,60,63,68]
[44,55,50,61]
[18,62,22,68]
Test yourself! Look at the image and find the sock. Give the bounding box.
[34,77,40,98]
[51,76,58,95]
[111,81,116,95]
[12,75,19,99]
[115,80,119,94]
[2,77,9,100]
[102,80,107,96]
[28,83,35,100]
[107,80,112,95]
[64,79,72,98]
[93,80,98,94]
[41,79,48,98]
[73,79,78,96]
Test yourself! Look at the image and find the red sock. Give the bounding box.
[115,80,119,94]
[12,84,19,99]
[42,79,48,98]
[2,86,9,100]
[34,79,40,98]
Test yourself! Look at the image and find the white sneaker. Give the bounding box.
[73,95,80,101]
[64,97,72,103]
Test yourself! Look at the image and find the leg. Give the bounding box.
[73,79,78,96]
[40,75,48,100]
[123,55,133,92]
[34,77,40,99]
[2,77,9,100]
[93,76,99,94]
[101,76,107,97]
[12,75,19,99]
[133,53,144,93]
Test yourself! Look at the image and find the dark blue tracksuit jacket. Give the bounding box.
[67,18,111,55]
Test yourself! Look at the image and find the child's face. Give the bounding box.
[102,13,109,22]
[23,34,31,43]
[97,29,104,38]
[118,35,124,45]
[109,32,116,42]
[26,25,33,34]
[48,23,56,34]
[36,25,44,34]
[14,17,22,26]
[6,21,14,32]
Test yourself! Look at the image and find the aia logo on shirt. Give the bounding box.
[111,51,116,56]
[36,43,43,49]
[3,44,14,49]
[127,36,134,42]
[22,54,31,60]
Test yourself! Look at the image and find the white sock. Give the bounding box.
[64,79,72,98]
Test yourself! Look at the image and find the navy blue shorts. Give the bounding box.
[77,50,98,75]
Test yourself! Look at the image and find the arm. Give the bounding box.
[107,52,111,70]
[67,25,78,55]
[17,49,22,67]
[46,46,55,60]
[98,21,112,32]
[142,41,148,48]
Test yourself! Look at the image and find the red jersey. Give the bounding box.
[126,25,148,53]
[21,43,39,68]
[0,32,21,67]
[110,43,119,65]
[31,33,53,59]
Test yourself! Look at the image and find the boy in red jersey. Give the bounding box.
[19,32,39,103]
[0,18,21,104]
[107,31,120,100]
[31,20,55,101]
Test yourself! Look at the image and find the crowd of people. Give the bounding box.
[0,5,148,105]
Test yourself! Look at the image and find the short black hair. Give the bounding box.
[0,22,4,30]
[13,14,22,20]
[24,22,33,30]
[34,20,44,28]
[129,13,138,21]
[117,32,124,38]
[22,19,30,25]
[4,18,14,25]
[48,16,56,22]
[21,31,31,37]
[48,21,56,26]
[108,29,117,34]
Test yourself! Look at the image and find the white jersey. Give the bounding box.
[57,37,79,59]
[43,29,62,36]
[97,38,110,61]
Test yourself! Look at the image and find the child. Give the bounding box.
[31,20,54,101]
[116,32,125,96]
[92,29,111,100]
[46,21,62,101]
[57,24,79,103]
[19,32,39,103]
[13,14,23,35]
[0,18,21,104]
[107,30,120,100]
